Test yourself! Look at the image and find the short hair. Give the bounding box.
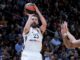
[32,14,38,18]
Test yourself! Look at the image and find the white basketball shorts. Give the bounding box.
[21,50,42,60]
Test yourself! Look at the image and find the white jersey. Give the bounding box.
[23,27,43,52]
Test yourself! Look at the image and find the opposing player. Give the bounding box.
[21,4,47,60]
[61,21,80,48]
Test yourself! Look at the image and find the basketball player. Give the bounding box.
[21,4,47,60]
[61,21,80,48]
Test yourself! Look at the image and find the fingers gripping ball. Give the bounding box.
[25,3,35,11]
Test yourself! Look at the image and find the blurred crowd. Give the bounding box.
[0,0,80,60]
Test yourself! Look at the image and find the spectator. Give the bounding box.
[15,39,23,56]
[0,46,2,60]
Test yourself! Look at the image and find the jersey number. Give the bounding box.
[33,34,39,38]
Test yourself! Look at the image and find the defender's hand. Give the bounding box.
[61,21,69,37]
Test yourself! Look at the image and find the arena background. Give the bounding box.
[0,0,80,60]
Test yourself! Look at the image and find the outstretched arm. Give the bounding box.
[34,5,47,34]
[67,32,80,48]
[61,21,80,48]
[61,22,73,48]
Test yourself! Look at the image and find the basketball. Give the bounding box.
[25,3,36,11]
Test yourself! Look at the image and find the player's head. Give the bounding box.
[31,14,39,28]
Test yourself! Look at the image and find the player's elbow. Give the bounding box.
[65,42,75,49]
[68,41,76,49]
[45,22,47,26]
[42,22,47,26]
[43,23,47,28]
[65,44,73,49]
[66,44,74,49]
[42,24,47,30]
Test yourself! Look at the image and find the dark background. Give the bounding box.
[0,0,80,60]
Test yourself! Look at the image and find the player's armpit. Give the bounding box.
[40,25,47,34]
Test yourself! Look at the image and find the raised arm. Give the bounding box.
[61,22,73,48]
[34,5,47,34]
[61,21,80,48]
[23,15,33,34]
